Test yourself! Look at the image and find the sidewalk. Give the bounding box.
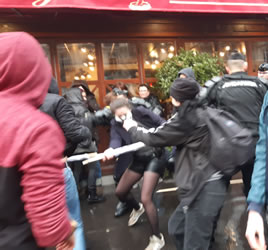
[81,178,251,250]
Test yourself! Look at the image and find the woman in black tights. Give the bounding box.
[103,97,166,250]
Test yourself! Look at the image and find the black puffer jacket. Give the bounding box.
[129,100,217,208]
[40,78,91,156]
[64,87,97,153]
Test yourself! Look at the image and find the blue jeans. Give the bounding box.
[64,166,86,250]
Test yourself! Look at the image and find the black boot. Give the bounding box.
[87,189,105,204]
[114,201,130,217]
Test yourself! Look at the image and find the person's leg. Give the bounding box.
[168,204,185,250]
[70,161,82,190]
[95,160,102,179]
[141,171,161,237]
[87,161,104,203]
[183,179,227,250]
[64,166,86,250]
[142,170,166,250]
[87,161,97,191]
[241,157,255,197]
[115,168,142,210]
[114,157,133,217]
[114,174,131,217]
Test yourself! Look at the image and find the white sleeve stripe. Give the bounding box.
[136,113,178,134]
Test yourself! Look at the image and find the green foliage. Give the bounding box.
[154,49,225,100]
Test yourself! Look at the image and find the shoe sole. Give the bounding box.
[87,198,106,204]
[114,208,131,217]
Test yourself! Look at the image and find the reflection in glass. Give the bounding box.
[88,85,100,104]
[143,42,175,78]
[57,43,97,82]
[106,83,139,98]
[252,42,268,73]
[41,44,51,63]
[102,43,138,80]
[185,42,215,55]
[215,41,246,62]
[185,41,246,62]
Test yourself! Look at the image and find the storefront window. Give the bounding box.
[106,83,139,98]
[185,41,246,62]
[185,42,215,54]
[102,43,138,80]
[143,42,175,78]
[252,41,268,73]
[215,41,246,61]
[57,43,98,82]
[41,44,51,63]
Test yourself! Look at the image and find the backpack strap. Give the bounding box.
[206,76,224,108]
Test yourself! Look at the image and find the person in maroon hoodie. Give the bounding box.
[0,32,74,250]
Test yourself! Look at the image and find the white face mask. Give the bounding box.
[115,111,132,123]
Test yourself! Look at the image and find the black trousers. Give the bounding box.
[70,160,98,191]
[241,156,255,197]
[168,179,227,250]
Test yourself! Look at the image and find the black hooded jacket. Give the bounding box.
[40,78,91,156]
[71,82,100,113]
[178,67,196,80]
[128,100,217,208]
[64,87,98,153]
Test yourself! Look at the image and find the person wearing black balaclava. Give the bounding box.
[123,77,228,250]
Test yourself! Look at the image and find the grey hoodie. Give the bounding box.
[178,67,196,80]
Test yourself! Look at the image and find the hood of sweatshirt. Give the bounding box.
[178,67,196,80]
[0,32,51,107]
[64,87,87,106]
[48,77,60,94]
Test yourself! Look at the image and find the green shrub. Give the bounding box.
[154,49,225,100]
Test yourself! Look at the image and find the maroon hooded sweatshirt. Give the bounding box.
[0,32,71,249]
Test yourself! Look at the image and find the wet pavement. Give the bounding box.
[81,177,251,250]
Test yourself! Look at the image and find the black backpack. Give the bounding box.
[201,107,255,177]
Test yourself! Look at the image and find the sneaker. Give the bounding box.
[145,233,165,250]
[114,201,131,217]
[128,202,145,226]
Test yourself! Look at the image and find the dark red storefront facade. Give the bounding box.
[1,0,268,174]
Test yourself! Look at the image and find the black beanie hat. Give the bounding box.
[170,77,200,102]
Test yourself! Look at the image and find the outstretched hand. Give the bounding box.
[123,119,138,131]
[246,210,266,250]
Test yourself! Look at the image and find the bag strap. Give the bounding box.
[206,77,225,108]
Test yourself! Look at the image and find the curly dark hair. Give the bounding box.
[110,97,131,113]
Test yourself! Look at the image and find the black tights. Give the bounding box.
[115,169,161,237]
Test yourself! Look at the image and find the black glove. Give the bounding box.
[94,107,113,126]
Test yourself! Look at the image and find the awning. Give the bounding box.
[1,0,268,14]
